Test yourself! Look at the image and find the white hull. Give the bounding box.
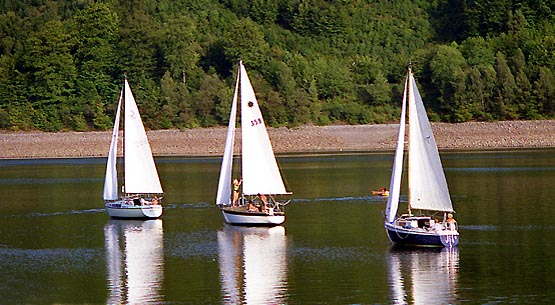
[106,202,163,219]
[221,209,285,226]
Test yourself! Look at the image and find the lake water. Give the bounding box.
[2,150,555,304]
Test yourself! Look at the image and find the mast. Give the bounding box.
[122,78,126,196]
[239,59,245,203]
[406,64,412,216]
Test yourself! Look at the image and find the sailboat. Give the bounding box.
[103,79,164,219]
[384,65,459,247]
[215,61,292,226]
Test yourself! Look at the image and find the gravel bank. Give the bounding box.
[2,120,555,159]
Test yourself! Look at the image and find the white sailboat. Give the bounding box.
[103,79,164,219]
[105,219,164,304]
[384,65,459,247]
[217,225,288,304]
[215,61,292,226]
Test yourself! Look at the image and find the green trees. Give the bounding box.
[72,3,119,130]
[22,20,77,131]
[0,0,554,131]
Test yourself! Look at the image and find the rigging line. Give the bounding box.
[394,226,410,240]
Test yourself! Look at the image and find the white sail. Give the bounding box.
[407,72,453,212]
[123,80,163,194]
[216,67,240,206]
[103,90,123,201]
[385,76,408,223]
[239,62,289,195]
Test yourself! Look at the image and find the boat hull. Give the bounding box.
[105,202,163,219]
[221,208,285,226]
[385,223,459,247]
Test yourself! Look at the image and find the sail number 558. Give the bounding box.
[251,118,262,126]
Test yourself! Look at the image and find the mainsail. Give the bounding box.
[122,80,163,195]
[407,73,453,212]
[103,90,123,201]
[239,62,289,196]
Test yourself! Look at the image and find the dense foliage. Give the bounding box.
[1,0,554,131]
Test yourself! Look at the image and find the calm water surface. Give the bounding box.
[1,150,555,304]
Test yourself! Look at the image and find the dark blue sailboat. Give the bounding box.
[383,66,459,247]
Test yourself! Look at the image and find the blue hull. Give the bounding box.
[386,225,459,247]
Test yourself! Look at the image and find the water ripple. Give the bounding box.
[293,246,382,265]
[0,177,103,185]
[165,230,218,259]
[165,202,213,209]
[0,247,103,272]
[461,224,555,231]
[461,225,499,231]
[294,196,388,204]
[448,167,555,173]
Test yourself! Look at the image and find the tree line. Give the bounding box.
[0,0,554,131]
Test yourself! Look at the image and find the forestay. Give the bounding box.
[385,76,408,223]
[216,68,239,206]
[103,90,123,201]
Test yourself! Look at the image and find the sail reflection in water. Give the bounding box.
[217,225,288,304]
[104,219,164,304]
[387,247,459,305]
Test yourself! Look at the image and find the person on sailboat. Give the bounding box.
[232,178,242,207]
[446,213,457,230]
[257,194,268,213]
[247,200,258,212]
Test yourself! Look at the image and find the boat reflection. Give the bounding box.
[387,246,459,305]
[104,219,164,304]
[217,225,288,304]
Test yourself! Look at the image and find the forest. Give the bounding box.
[0,0,554,131]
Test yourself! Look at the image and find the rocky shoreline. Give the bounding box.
[2,120,555,159]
